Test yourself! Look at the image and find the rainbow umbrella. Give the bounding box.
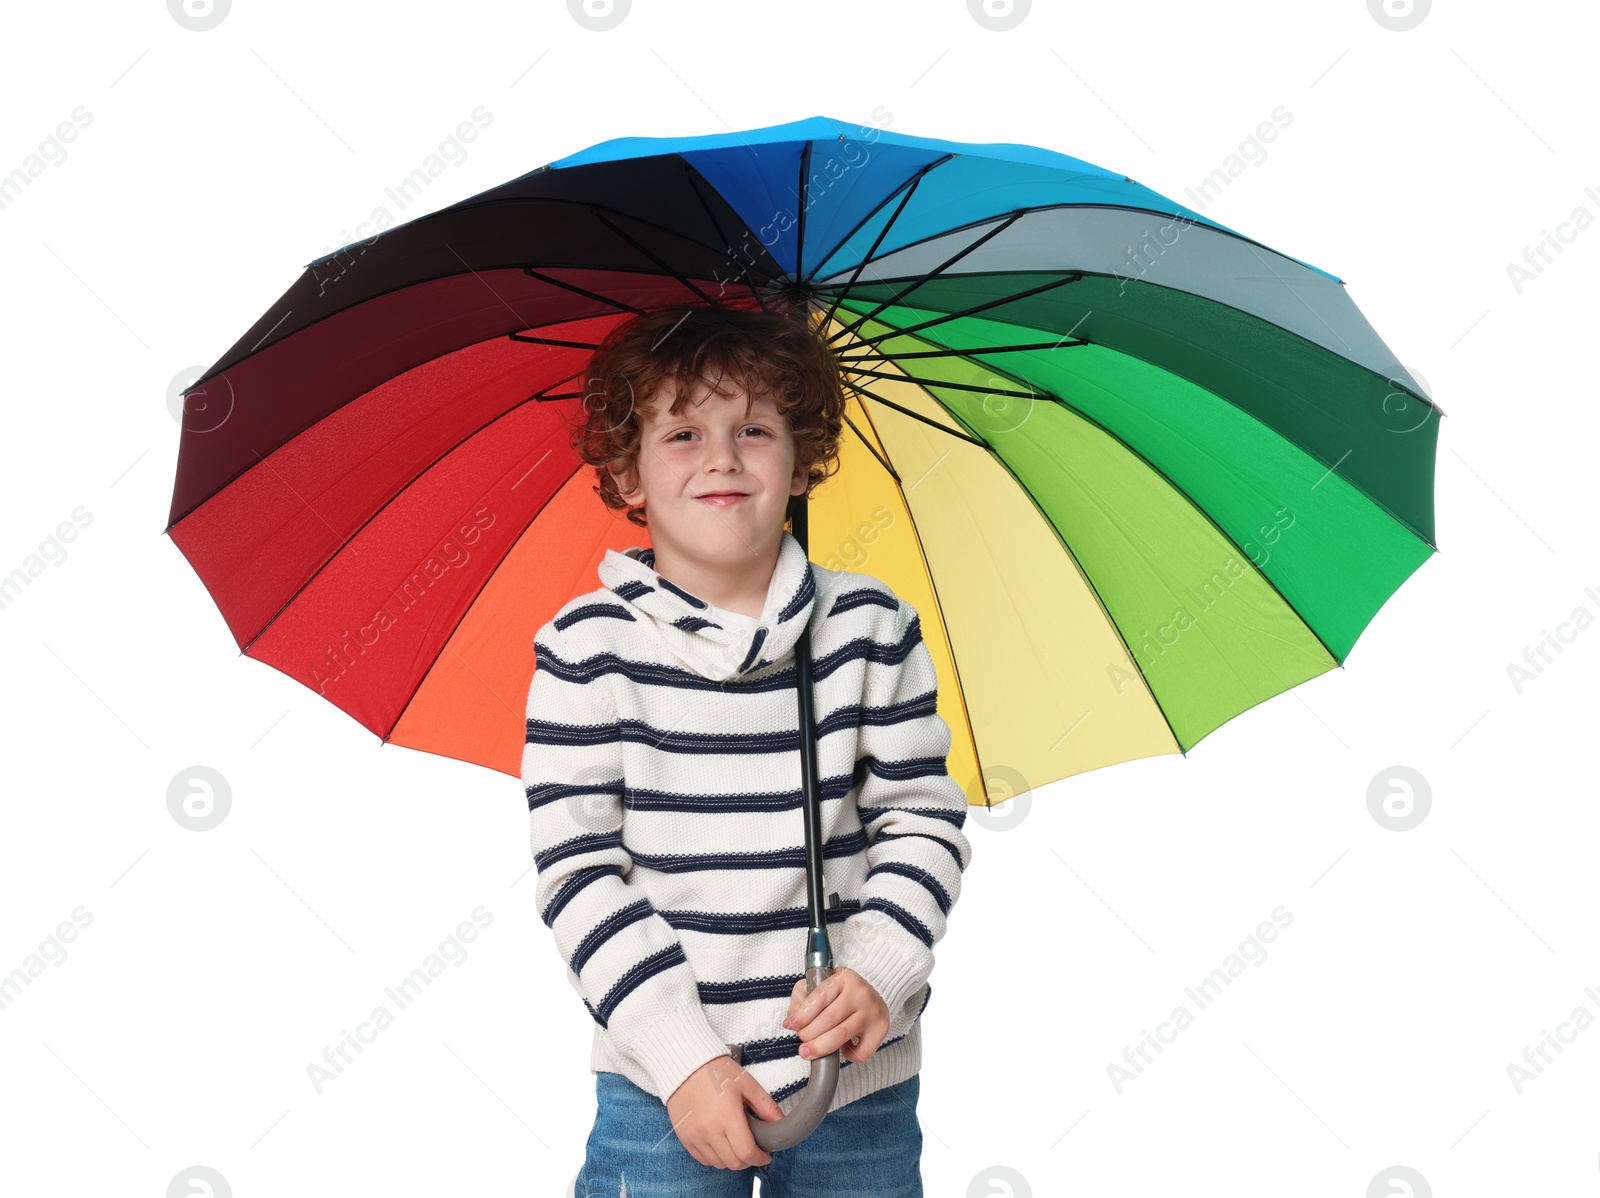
[166,113,1437,806]
[168,112,1439,1149]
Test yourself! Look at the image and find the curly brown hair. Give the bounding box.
[571,303,847,529]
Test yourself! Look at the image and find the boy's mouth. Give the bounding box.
[695,492,749,506]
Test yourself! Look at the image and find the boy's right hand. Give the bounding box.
[664,1054,784,1170]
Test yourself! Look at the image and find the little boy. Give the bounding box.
[522,304,972,1196]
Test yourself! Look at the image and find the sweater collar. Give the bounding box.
[596,530,816,682]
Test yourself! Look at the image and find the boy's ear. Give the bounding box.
[609,461,642,505]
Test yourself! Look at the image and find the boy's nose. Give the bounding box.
[702,433,741,468]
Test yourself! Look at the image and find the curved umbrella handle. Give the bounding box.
[745,963,841,1151]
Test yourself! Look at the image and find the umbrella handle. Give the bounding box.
[744,963,841,1152]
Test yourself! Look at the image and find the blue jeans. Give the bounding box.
[574,1069,923,1197]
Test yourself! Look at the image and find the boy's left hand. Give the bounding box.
[783,966,890,1064]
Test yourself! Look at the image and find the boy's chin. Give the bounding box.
[661,519,779,554]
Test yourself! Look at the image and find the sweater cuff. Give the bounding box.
[831,917,931,1025]
[620,1002,734,1103]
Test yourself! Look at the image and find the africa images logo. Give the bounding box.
[312,507,495,693]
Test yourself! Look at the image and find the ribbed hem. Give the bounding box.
[611,1003,735,1103]
[589,1016,924,1117]
[831,924,929,1025]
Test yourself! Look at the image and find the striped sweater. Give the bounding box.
[522,529,973,1114]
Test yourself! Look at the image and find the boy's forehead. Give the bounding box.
[636,375,782,424]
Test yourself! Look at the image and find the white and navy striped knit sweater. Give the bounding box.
[522,529,973,1114]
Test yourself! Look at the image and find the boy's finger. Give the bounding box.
[728,1120,771,1168]
[750,1094,784,1122]
[788,978,807,1010]
[742,1074,783,1123]
[785,977,841,1027]
[791,994,849,1039]
[707,1129,743,1171]
[800,1021,864,1060]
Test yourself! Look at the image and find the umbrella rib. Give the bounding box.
[507,332,602,350]
[839,411,901,483]
[795,139,812,281]
[569,197,783,278]
[819,171,928,332]
[840,272,1086,349]
[528,364,588,401]
[680,161,782,311]
[589,208,724,308]
[521,267,650,315]
[842,379,989,449]
[837,339,1087,362]
[810,155,953,297]
[829,211,1028,343]
[846,366,1052,401]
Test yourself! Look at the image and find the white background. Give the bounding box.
[1,1,1595,1195]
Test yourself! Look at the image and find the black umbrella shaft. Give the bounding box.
[788,497,833,965]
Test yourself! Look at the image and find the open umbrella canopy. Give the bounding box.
[166,113,1438,800]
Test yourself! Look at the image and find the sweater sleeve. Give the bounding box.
[522,627,732,1101]
[830,597,973,1042]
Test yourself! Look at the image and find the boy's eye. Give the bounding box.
[666,426,771,441]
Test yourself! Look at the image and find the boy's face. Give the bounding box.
[611,373,810,569]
